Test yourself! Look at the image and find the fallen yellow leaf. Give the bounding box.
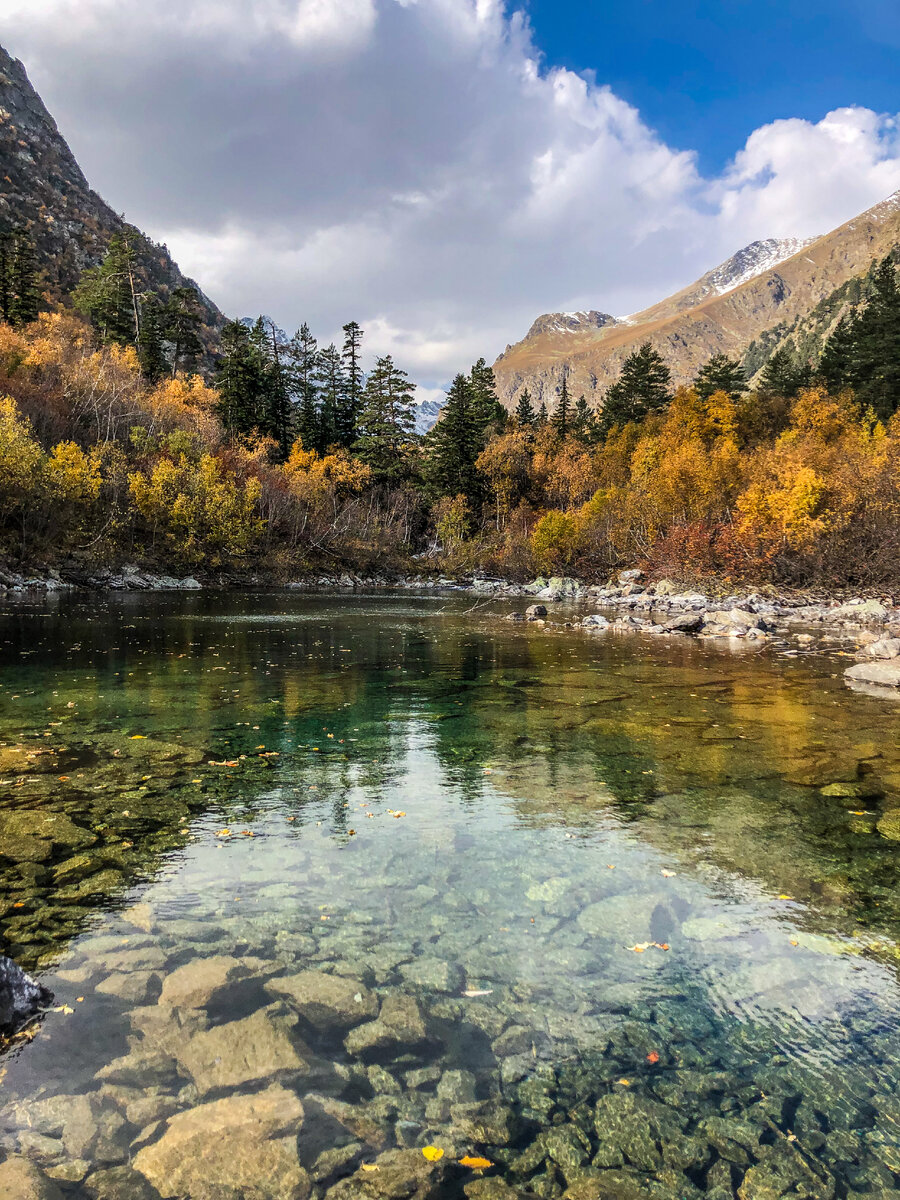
[422,1146,444,1162]
[360,1163,379,1173]
[130,735,147,740]
[459,1156,493,1169]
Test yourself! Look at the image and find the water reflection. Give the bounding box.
[0,593,898,1198]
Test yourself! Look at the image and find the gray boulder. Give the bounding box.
[525,604,548,618]
[845,662,900,688]
[664,614,703,633]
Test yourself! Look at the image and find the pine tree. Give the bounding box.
[551,375,571,438]
[337,321,365,448]
[759,346,810,398]
[315,344,344,451]
[536,401,549,428]
[572,394,596,442]
[217,319,268,437]
[137,295,168,382]
[257,318,292,457]
[819,313,857,390]
[423,374,482,500]
[600,342,671,430]
[0,232,12,322]
[162,286,204,377]
[469,357,505,434]
[853,256,900,418]
[287,323,319,449]
[8,231,41,326]
[694,353,747,401]
[354,355,416,484]
[515,387,535,427]
[73,232,141,345]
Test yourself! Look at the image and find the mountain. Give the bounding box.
[0,44,225,356]
[493,192,900,410]
[414,397,443,435]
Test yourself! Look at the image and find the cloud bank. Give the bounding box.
[5,0,900,386]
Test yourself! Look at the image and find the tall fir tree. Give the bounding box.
[469,357,505,434]
[819,313,857,390]
[217,319,269,437]
[515,387,535,427]
[337,321,365,448]
[287,323,320,449]
[536,401,549,428]
[137,296,168,382]
[0,233,12,323]
[571,394,596,442]
[852,256,900,418]
[759,346,810,398]
[162,286,204,377]
[600,342,672,431]
[423,374,482,500]
[694,353,747,401]
[551,375,571,438]
[315,344,344,451]
[73,231,141,346]
[7,231,40,326]
[354,355,416,484]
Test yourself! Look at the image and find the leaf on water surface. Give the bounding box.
[422,1146,444,1162]
[646,1051,660,1064]
[460,1156,494,1169]
[661,869,677,877]
[216,829,231,838]
[463,989,493,998]
[778,894,794,900]
[361,1163,379,1172]
[616,1078,631,1086]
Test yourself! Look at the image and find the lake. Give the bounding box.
[0,590,898,1200]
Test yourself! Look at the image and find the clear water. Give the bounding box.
[0,591,899,1199]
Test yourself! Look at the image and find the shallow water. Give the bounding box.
[0,591,899,1199]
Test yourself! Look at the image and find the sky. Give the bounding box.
[3,0,900,401]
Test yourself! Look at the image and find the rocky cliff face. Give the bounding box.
[493,193,900,410]
[0,44,225,349]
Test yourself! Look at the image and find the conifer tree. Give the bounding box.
[162,286,204,377]
[469,357,505,434]
[536,401,549,428]
[287,323,320,449]
[600,342,671,431]
[315,344,343,451]
[759,346,810,398]
[515,387,535,427]
[819,313,857,391]
[354,355,416,484]
[694,353,747,401]
[551,375,571,438]
[137,296,168,382]
[74,231,142,346]
[337,321,365,447]
[217,319,268,437]
[572,394,596,442]
[256,318,292,457]
[423,374,482,500]
[0,233,12,322]
[852,256,900,418]
[8,232,40,326]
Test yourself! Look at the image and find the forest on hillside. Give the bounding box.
[1,227,900,587]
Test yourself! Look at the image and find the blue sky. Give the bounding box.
[527,0,900,173]
[5,0,900,389]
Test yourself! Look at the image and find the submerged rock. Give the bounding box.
[344,994,430,1060]
[176,1004,310,1096]
[265,970,378,1032]
[0,954,50,1033]
[0,1156,64,1200]
[845,661,900,688]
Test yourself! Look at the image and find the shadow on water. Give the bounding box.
[0,591,898,1197]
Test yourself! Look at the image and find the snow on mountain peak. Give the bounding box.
[705,237,817,297]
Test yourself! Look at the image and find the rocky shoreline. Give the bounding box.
[2,565,899,692]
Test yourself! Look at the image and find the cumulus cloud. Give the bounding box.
[4,0,900,389]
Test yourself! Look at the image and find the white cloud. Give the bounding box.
[3,0,900,388]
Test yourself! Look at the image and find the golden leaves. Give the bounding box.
[459,1156,494,1169]
[421,1146,444,1162]
[628,942,669,953]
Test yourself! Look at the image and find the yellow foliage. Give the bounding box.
[0,395,43,510]
[44,441,103,505]
[284,439,371,501]
[531,510,580,574]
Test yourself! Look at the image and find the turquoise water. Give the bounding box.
[0,591,899,1199]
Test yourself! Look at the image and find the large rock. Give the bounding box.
[664,614,703,633]
[0,955,50,1033]
[158,955,263,1008]
[132,1085,308,1200]
[844,662,900,688]
[324,1148,448,1199]
[0,1157,64,1200]
[176,1004,310,1096]
[343,994,429,1060]
[265,970,378,1032]
[864,637,900,659]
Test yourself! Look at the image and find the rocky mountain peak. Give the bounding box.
[700,237,818,298]
[524,310,618,341]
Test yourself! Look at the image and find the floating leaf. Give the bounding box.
[422,1146,444,1162]
[646,1051,660,1064]
[360,1163,379,1173]
[616,1078,631,1086]
[661,869,677,878]
[463,989,493,998]
[460,1156,493,1169]
[129,735,147,740]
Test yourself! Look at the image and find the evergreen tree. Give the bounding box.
[536,401,549,428]
[217,319,269,437]
[551,375,571,438]
[759,346,810,398]
[694,353,747,401]
[162,286,204,377]
[137,295,168,383]
[315,344,344,451]
[73,231,141,345]
[254,318,292,457]
[819,313,857,391]
[515,387,535,427]
[354,355,416,483]
[572,394,596,442]
[469,357,506,434]
[600,342,671,430]
[287,323,320,449]
[852,256,900,418]
[8,231,41,326]
[336,321,365,448]
[0,233,12,323]
[423,374,482,500]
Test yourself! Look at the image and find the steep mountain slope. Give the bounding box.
[0,45,225,352]
[493,193,900,410]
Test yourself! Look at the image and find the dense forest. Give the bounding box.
[1,228,900,586]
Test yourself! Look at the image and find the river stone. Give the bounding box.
[132,1085,308,1200]
[844,662,900,687]
[176,1004,310,1096]
[526,605,548,618]
[865,637,900,659]
[95,1048,180,1089]
[577,892,669,941]
[265,970,378,1031]
[157,955,264,1008]
[344,994,429,1060]
[324,1147,448,1199]
[0,953,50,1032]
[664,614,703,633]
[399,956,465,993]
[464,1181,521,1200]
[877,810,900,841]
[81,1166,162,1200]
[0,1157,65,1200]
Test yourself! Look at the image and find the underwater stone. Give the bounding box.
[157,955,265,1008]
[399,956,466,994]
[0,1156,65,1200]
[265,970,378,1032]
[176,1004,310,1097]
[344,994,429,1060]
